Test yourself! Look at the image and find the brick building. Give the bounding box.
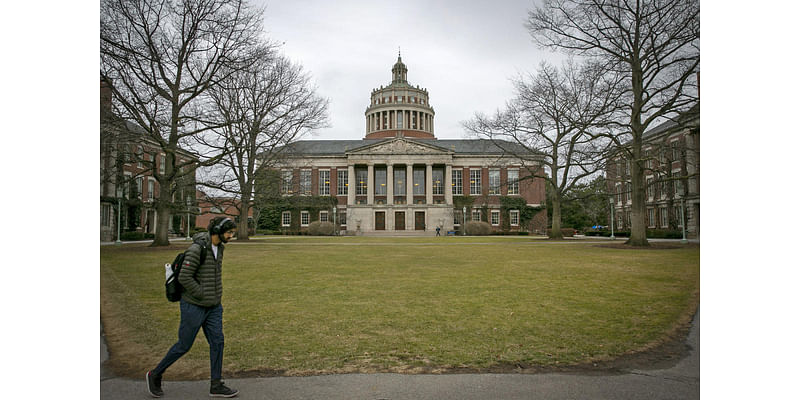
[100,78,198,241]
[266,56,547,235]
[605,104,700,238]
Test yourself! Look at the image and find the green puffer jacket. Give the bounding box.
[178,232,224,307]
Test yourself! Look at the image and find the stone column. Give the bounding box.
[367,163,374,205]
[387,164,394,204]
[426,163,433,204]
[406,164,413,205]
[347,164,355,205]
[445,164,453,205]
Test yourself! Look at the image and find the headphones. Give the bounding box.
[211,217,233,235]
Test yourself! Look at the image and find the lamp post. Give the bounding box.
[186,197,192,241]
[332,206,337,236]
[680,197,688,244]
[462,206,467,236]
[115,186,123,245]
[609,196,616,240]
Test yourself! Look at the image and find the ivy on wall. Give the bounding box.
[257,196,338,232]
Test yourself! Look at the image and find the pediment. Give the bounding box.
[347,138,450,155]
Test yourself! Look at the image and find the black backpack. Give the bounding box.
[165,244,207,302]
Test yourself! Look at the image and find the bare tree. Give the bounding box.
[464,60,619,239]
[100,0,264,246]
[199,47,330,240]
[526,0,699,246]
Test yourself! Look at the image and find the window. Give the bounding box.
[300,211,309,226]
[136,177,143,199]
[470,169,482,195]
[646,177,654,199]
[319,211,328,222]
[337,170,348,196]
[101,204,111,227]
[397,112,404,129]
[413,168,425,195]
[453,210,463,225]
[159,154,165,175]
[647,208,655,227]
[147,178,155,201]
[507,169,519,195]
[489,169,500,195]
[281,211,291,227]
[674,206,683,227]
[137,146,144,168]
[472,210,482,222]
[432,168,443,195]
[282,170,293,194]
[491,210,500,226]
[660,207,668,228]
[319,170,330,196]
[616,184,622,204]
[644,150,652,170]
[300,170,312,195]
[452,169,463,195]
[339,211,346,225]
[671,141,681,161]
[356,168,368,195]
[626,183,632,204]
[374,168,387,195]
[673,172,683,197]
[394,169,406,195]
[510,210,520,226]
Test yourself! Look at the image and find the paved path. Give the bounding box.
[100,308,699,399]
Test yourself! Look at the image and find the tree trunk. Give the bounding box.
[549,193,563,239]
[626,63,650,247]
[151,193,172,246]
[237,202,250,241]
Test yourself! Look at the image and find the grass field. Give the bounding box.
[100,236,699,379]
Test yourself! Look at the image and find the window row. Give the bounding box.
[281,210,346,227]
[280,168,521,197]
[452,209,520,226]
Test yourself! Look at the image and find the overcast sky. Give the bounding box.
[257,0,562,141]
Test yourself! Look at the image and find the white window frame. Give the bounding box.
[452,169,463,195]
[453,210,463,226]
[510,210,520,226]
[159,154,165,175]
[101,203,111,227]
[300,170,312,195]
[507,169,519,195]
[281,211,291,227]
[488,169,500,195]
[490,210,500,226]
[136,176,143,200]
[300,210,310,226]
[147,178,155,201]
[319,170,330,196]
[281,170,293,195]
[319,211,328,222]
[472,210,481,222]
[469,169,482,195]
[337,169,348,196]
[647,208,655,228]
[659,206,668,228]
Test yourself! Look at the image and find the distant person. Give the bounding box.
[147,217,239,398]
[436,226,441,236]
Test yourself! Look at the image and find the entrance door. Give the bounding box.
[415,211,425,231]
[395,211,405,230]
[375,211,385,230]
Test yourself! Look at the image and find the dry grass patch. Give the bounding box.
[100,237,699,379]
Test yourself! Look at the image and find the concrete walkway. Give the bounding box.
[100,308,699,399]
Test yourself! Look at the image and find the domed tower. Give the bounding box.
[365,53,435,139]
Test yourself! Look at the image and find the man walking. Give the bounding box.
[147,217,239,398]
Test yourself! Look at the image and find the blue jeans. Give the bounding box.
[152,299,224,380]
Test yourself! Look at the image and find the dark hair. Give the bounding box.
[208,217,237,235]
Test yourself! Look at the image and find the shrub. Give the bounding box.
[546,228,577,237]
[120,231,146,241]
[307,221,336,236]
[464,221,492,236]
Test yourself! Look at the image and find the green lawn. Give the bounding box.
[100,236,699,379]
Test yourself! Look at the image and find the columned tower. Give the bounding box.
[365,54,435,139]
